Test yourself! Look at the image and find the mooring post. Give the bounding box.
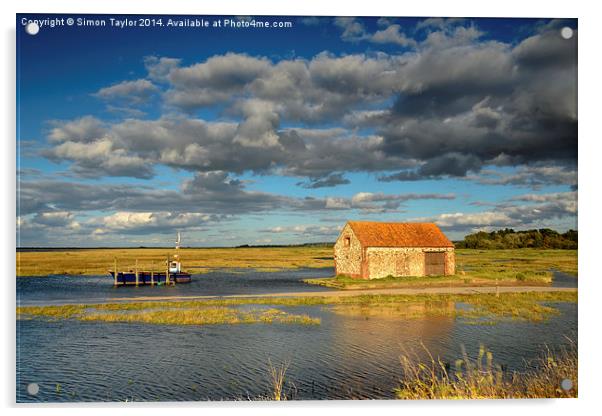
[166,254,170,285]
[114,258,118,286]
[151,261,155,286]
[135,259,139,286]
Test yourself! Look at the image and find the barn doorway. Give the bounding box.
[424,252,445,275]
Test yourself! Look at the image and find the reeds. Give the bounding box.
[395,342,577,399]
[268,359,290,401]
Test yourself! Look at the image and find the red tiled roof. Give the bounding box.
[347,221,454,248]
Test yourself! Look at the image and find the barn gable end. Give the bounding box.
[333,223,364,278]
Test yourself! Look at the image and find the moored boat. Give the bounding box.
[109,232,192,286]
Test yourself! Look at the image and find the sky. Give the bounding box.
[16,14,578,247]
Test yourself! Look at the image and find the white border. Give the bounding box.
[3,1,601,415]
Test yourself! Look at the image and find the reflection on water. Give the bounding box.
[16,268,577,402]
[17,267,335,306]
[16,302,577,402]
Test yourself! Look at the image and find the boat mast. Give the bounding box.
[173,231,181,273]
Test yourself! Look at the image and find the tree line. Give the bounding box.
[455,228,577,249]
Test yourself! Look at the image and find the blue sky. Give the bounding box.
[16,14,577,247]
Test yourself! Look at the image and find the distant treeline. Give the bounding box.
[235,242,334,248]
[455,228,577,249]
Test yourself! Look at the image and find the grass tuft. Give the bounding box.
[395,342,577,399]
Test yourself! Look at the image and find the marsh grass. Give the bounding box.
[16,246,333,277]
[268,359,290,401]
[17,304,320,326]
[17,290,576,325]
[395,342,577,399]
[304,248,576,289]
[456,248,577,279]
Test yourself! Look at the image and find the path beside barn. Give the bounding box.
[101,285,576,304]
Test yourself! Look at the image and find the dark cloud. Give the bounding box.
[19,176,456,218]
[465,166,577,189]
[297,173,350,189]
[42,19,575,186]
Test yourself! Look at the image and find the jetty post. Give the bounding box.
[151,261,155,285]
[135,259,139,286]
[113,258,118,286]
[166,254,170,285]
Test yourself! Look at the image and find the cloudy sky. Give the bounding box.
[16,15,577,247]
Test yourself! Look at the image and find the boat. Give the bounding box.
[109,232,192,286]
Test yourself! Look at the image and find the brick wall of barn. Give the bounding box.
[365,247,455,279]
[334,224,363,277]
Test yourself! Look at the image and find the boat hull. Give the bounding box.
[109,271,192,285]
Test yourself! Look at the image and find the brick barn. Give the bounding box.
[334,221,455,279]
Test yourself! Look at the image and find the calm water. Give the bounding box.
[17,303,577,402]
[16,268,577,402]
[16,267,334,306]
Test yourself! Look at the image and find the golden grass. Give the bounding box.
[305,248,577,289]
[267,359,290,401]
[395,342,577,399]
[16,247,577,289]
[16,246,333,276]
[79,307,320,326]
[17,290,576,325]
[16,303,320,326]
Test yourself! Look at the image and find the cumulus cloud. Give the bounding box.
[297,173,350,189]
[166,53,271,109]
[466,166,577,189]
[370,24,416,47]
[48,116,107,143]
[47,19,574,185]
[144,56,181,82]
[333,17,368,42]
[28,18,577,246]
[414,191,577,233]
[44,138,154,179]
[19,176,457,218]
[93,211,215,235]
[260,224,343,237]
[94,79,158,104]
[32,211,80,229]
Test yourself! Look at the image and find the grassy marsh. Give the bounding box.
[17,303,319,326]
[16,246,333,277]
[304,248,577,289]
[17,290,576,325]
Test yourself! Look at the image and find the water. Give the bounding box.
[16,267,334,306]
[16,303,577,402]
[552,271,578,288]
[16,268,578,402]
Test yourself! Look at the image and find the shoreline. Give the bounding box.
[18,285,577,307]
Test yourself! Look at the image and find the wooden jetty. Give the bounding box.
[109,233,192,286]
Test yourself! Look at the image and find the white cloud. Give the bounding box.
[94,79,158,104]
[370,25,416,47]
